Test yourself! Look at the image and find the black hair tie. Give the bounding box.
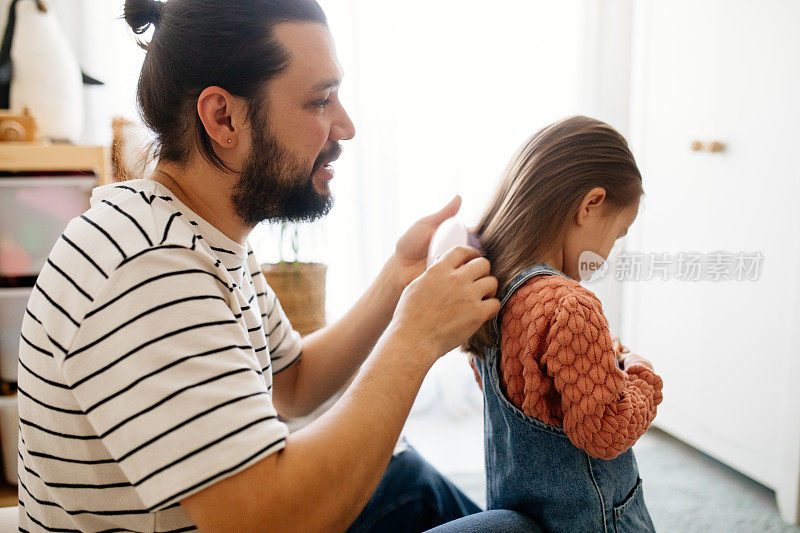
[150,0,163,25]
[124,0,164,35]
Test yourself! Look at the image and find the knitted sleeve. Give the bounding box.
[543,291,663,460]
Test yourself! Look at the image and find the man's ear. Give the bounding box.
[575,187,607,226]
[197,86,241,149]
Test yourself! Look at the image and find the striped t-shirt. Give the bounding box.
[17,178,302,532]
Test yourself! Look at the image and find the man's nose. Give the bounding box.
[330,103,356,141]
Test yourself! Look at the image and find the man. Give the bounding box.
[17,1,545,531]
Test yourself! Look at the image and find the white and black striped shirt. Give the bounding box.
[18,179,302,532]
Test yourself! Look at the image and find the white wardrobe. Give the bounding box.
[621,0,800,524]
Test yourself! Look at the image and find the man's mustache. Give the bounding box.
[312,142,343,173]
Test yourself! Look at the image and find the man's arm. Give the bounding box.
[271,256,402,417]
[181,246,500,532]
[272,197,462,417]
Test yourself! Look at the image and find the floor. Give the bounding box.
[402,407,800,532]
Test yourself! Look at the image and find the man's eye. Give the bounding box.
[314,98,332,108]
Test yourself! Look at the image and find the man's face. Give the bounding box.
[232,22,355,225]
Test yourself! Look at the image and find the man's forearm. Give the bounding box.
[276,328,432,531]
[274,256,404,416]
[182,328,435,532]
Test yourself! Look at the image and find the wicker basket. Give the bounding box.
[262,262,327,336]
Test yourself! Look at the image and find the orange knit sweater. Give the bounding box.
[493,275,663,460]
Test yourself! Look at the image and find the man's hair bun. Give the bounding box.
[124,0,164,35]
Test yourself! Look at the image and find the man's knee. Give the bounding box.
[424,509,542,533]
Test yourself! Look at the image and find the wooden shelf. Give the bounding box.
[0,142,110,185]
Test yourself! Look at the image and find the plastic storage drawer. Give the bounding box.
[0,176,95,277]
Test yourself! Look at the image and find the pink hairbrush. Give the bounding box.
[426,218,483,267]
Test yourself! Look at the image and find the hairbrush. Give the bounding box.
[426,218,483,267]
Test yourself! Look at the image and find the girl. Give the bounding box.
[464,116,663,532]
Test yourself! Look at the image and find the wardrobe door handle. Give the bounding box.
[690,140,726,153]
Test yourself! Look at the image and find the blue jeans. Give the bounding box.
[346,445,540,533]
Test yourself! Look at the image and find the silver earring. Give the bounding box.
[227,139,232,144]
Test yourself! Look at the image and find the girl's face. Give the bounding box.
[562,188,640,280]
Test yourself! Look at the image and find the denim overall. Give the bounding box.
[474,264,656,533]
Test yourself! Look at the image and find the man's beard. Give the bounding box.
[231,112,338,226]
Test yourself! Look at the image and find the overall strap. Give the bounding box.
[491,263,568,345]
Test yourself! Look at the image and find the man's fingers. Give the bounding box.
[437,245,481,269]
[479,297,502,322]
[422,195,462,228]
[460,256,491,281]
[473,276,499,299]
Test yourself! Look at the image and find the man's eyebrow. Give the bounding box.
[310,78,341,93]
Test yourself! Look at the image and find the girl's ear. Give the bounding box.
[575,187,607,226]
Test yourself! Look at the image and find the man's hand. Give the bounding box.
[276,197,467,418]
[390,245,500,363]
[392,196,463,290]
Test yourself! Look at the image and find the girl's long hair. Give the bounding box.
[463,116,643,357]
